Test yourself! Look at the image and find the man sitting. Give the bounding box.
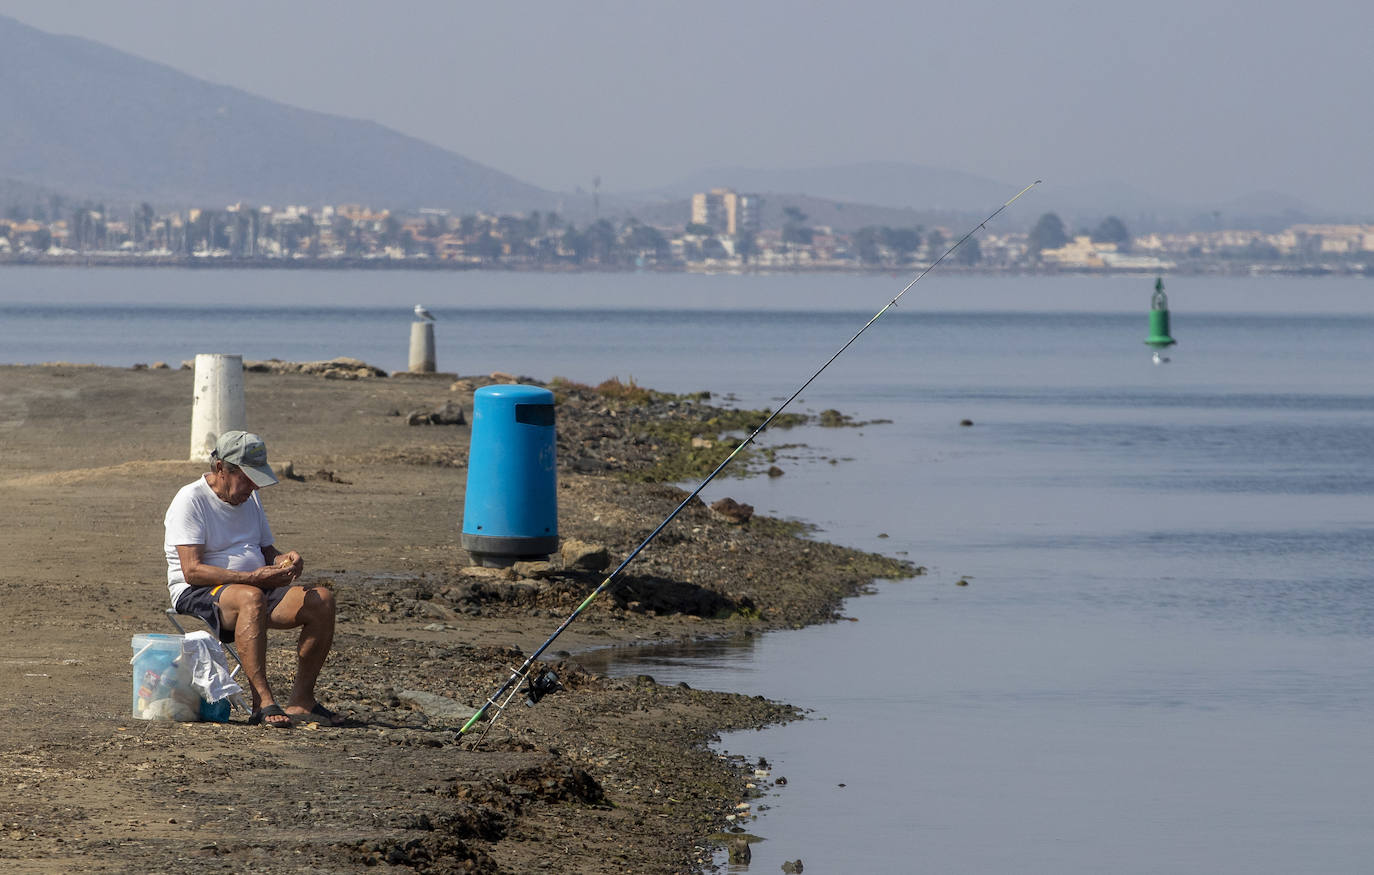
[163,430,337,728]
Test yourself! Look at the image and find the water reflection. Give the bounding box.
[575,633,765,690]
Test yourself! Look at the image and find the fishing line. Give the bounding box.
[459,179,1041,740]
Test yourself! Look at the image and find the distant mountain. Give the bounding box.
[0,175,69,216]
[612,162,1012,232]
[0,14,559,213]
[0,14,1354,233]
[655,162,1017,213]
[637,162,1348,233]
[627,192,988,235]
[1032,181,1322,233]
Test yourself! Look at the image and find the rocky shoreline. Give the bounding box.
[0,362,915,873]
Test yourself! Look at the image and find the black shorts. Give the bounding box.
[174,584,293,643]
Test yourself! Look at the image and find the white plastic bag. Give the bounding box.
[181,630,244,705]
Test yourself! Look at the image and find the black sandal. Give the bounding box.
[248,703,293,729]
[308,703,343,726]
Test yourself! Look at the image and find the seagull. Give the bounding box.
[414,304,436,322]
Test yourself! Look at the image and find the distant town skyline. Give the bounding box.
[5,192,1369,277]
[0,1,1370,214]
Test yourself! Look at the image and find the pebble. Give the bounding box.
[728,837,751,864]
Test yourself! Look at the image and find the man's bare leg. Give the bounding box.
[268,585,337,722]
[215,585,291,727]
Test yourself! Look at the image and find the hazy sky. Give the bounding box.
[2,1,1370,211]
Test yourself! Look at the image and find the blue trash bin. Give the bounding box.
[461,385,559,567]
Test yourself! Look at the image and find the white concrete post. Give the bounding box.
[409,321,436,373]
[189,353,246,462]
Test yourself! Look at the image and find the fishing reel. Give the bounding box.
[523,669,563,707]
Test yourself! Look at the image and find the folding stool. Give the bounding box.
[165,608,246,711]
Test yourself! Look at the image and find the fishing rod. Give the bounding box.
[458,179,1042,741]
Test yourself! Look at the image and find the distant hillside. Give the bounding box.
[660,162,1016,213]
[627,193,986,234]
[0,176,72,217]
[0,14,1352,233]
[1031,181,1324,234]
[631,162,1058,232]
[0,14,559,213]
[641,162,1344,234]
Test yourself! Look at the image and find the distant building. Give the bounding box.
[335,204,389,223]
[1280,224,1374,254]
[1038,235,1108,267]
[1041,235,1174,270]
[690,188,763,236]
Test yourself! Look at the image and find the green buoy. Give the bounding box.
[1145,277,1177,353]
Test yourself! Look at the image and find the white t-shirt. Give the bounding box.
[163,475,275,606]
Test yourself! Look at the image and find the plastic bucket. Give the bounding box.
[130,633,228,722]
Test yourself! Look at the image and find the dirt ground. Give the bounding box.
[0,363,914,874]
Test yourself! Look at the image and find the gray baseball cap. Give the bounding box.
[213,430,279,487]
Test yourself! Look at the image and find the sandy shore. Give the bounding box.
[0,363,913,874]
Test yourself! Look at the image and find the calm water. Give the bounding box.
[4,268,1374,873]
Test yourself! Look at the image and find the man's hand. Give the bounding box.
[270,551,304,585]
[178,543,304,591]
[246,563,293,589]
